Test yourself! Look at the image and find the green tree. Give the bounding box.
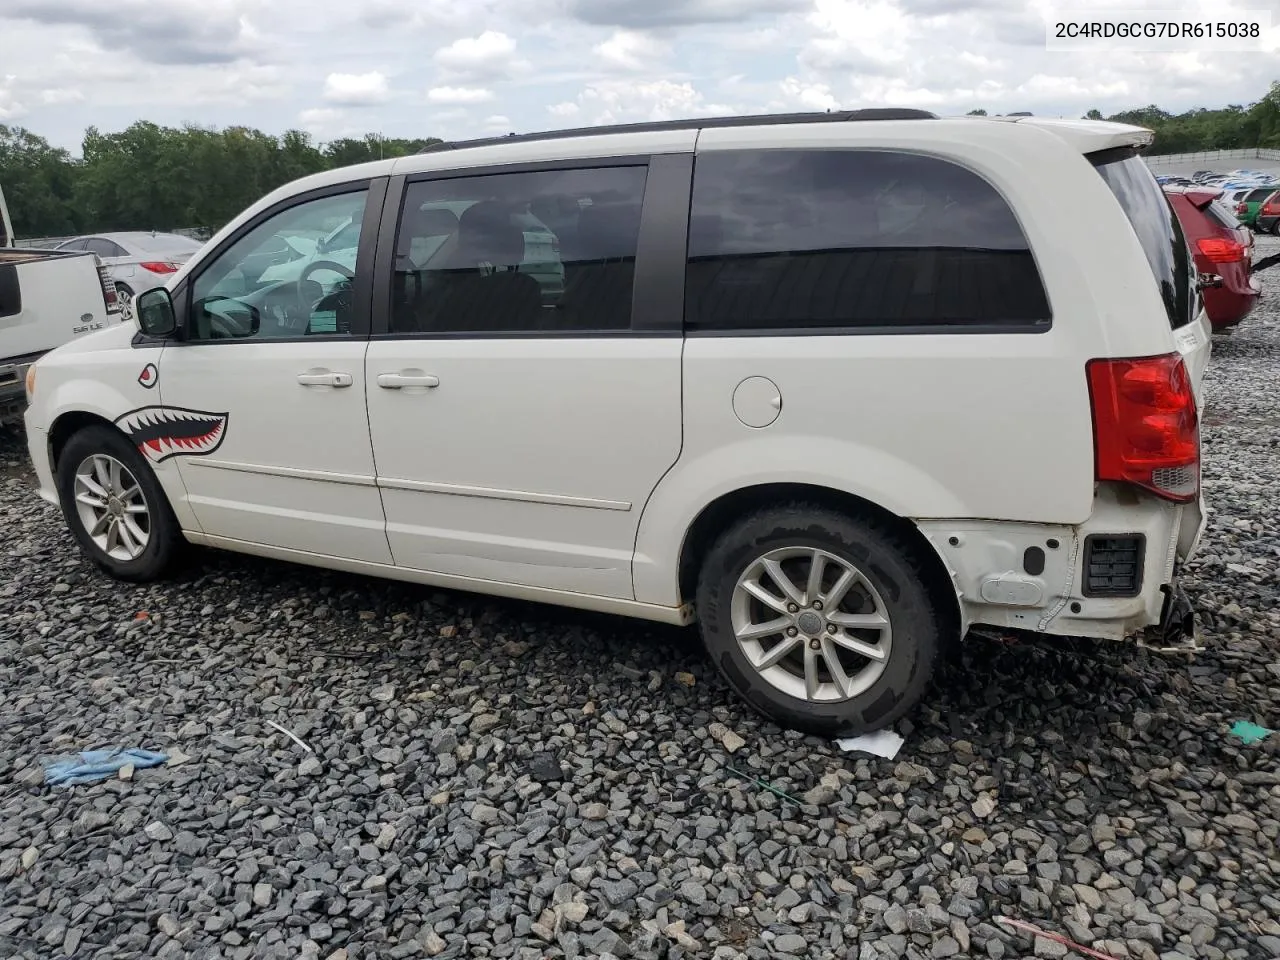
[966,109,987,116]
[0,125,78,237]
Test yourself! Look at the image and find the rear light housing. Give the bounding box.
[1195,236,1245,264]
[139,261,179,274]
[1087,354,1199,503]
[94,258,121,314]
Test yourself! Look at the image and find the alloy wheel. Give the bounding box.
[73,454,151,561]
[730,547,892,703]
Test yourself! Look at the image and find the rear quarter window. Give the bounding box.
[684,149,1051,333]
[1091,151,1193,330]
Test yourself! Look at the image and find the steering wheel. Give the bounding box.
[300,260,355,286]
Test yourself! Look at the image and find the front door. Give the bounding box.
[365,162,683,599]
[155,181,392,564]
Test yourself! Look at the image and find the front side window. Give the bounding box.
[390,165,648,335]
[189,189,369,341]
[685,149,1051,332]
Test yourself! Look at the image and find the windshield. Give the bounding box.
[1092,151,1194,330]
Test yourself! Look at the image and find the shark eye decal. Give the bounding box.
[138,363,158,389]
[114,406,229,464]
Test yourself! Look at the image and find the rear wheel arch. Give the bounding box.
[677,482,961,634]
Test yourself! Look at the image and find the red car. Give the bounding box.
[1164,185,1260,331]
[1257,190,1280,235]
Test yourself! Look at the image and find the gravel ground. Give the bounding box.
[2,237,1279,960]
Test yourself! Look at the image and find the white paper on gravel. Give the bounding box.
[834,730,905,760]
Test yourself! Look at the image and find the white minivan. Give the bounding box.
[22,110,1209,735]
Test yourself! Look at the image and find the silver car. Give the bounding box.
[56,232,206,319]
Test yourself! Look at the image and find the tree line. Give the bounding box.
[0,124,441,240]
[3,81,1278,240]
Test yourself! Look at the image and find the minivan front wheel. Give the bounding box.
[55,425,183,581]
[696,505,941,737]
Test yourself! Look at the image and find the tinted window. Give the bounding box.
[390,166,647,335]
[86,238,127,258]
[1247,188,1274,202]
[1092,153,1192,330]
[190,189,368,341]
[684,150,1050,332]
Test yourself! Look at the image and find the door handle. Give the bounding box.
[297,371,353,387]
[377,372,440,389]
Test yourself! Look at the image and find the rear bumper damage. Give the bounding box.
[918,484,1203,643]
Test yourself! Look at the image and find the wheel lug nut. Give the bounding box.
[786,627,798,637]
[809,639,820,650]
[813,600,823,611]
[827,624,838,634]
[787,603,799,613]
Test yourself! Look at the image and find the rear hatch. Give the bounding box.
[1089,148,1209,561]
[1089,149,1211,393]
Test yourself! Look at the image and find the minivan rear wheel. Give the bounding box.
[695,504,941,737]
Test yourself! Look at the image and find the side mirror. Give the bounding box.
[135,287,177,337]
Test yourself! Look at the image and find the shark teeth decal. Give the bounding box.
[114,406,229,464]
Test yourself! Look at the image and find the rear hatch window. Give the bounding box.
[1091,149,1194,330]
[1205,200,1244,232]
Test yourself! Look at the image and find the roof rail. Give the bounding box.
[417,108,939,154]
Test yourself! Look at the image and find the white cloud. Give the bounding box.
[426,86,495,105]
[779,77,840,111]
[299,107,343,126]
[0,0,261,65]
[0,76,27,121]
[0,0,1275,154]
[484,114,512,127]
[564,79,733,126]
[593,30,670,71]
[40,88,87,106]
[435,31,517,76]
[323,72,391,107]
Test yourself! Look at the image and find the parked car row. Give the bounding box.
[1156,169,1280,234]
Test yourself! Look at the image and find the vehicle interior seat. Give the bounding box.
[422,200,543,333]
[560,202,642,329]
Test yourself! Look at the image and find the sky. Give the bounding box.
[1,0,1278,153]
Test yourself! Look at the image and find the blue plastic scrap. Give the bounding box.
[44,747,170,787]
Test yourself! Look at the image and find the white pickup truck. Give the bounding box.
[2,187,126,423]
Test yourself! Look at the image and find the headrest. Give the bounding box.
[456,200,525,266]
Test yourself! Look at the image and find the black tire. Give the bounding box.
[55,425,183,582]
[695,503,944,737]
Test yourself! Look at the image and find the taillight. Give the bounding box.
[1087,354,1199,503]
[139,261,179,274]
[95,259,120,314]
[1195,237,1245,263]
